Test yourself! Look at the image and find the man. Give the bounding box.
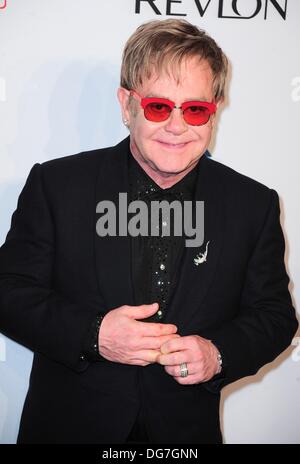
[0,19,297,444]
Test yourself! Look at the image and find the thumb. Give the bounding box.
[129,303,159,320]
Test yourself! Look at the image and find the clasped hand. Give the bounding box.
[98,303,219,384]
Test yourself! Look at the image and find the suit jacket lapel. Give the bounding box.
[94,137,135,310]
[163,155,226,332]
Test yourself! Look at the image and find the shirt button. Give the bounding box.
[79,354,85,362]
[157,310,163,318]
[160,264,165,270]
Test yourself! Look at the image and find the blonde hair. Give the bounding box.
[120,19,228,102]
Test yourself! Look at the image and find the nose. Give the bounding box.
[164,107,188,135]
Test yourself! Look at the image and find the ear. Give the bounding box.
[211,98,223,127]
[117,87,131,124]
[215,98,224,111]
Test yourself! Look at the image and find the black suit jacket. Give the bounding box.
[0,137,297,443]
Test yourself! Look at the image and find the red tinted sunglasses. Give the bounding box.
[130,90,216,126]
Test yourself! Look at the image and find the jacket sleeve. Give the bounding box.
[202,190,298,391]
[0,163,105,372]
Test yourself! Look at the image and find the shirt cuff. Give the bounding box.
[82,313,107,362]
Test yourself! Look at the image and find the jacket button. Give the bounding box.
[79,354,85,361]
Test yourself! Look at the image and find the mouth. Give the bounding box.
[156,140,190,150]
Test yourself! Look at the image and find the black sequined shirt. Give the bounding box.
[128,151,198,322]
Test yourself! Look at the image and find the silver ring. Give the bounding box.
[180,362,188,378]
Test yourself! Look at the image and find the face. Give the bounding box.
[118,57,219,187]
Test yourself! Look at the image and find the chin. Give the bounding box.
[151,159,192,175]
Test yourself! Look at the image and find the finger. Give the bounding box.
[157,350,188,366]
[163,365,202,384]
[160,336,188,354]
[164,363,194,378]
[137,321,178,337]
[173,374,202,385]
[131,349,161,364]
[126,358,154,367]
[141,334,180,350]
[125,303,159,319]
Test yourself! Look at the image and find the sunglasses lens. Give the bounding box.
[144,102,172,122]
[183,105,211,125]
